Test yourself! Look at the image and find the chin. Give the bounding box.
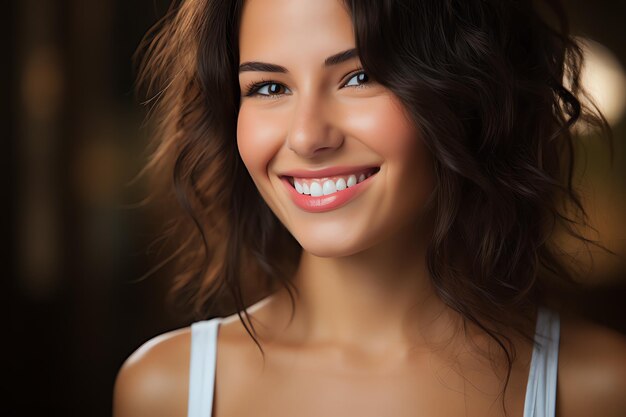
[292,227,379,258]
[300,244,360,258]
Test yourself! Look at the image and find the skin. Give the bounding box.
[113,0,626,416]
[235,0,439,349]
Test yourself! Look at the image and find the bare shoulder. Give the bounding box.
[557,314,626,417]
[113,327,191,417]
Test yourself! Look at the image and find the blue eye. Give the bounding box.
[344,71,370,88]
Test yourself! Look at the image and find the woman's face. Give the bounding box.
[237,0,435,257]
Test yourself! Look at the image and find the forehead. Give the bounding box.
[238,0,354,63]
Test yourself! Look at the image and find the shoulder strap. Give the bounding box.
[523,307,561,417]
[188,318,221,417]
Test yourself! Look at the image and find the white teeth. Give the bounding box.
[322,180,336,195]
[290,169,378,196]
[309,182,323,197]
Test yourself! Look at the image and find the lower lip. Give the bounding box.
[281,173,378,213]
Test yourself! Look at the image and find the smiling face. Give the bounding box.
[237,0,436,257]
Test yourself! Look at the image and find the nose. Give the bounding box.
[286,94,344,159]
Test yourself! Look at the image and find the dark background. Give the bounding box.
[6,1,626,416]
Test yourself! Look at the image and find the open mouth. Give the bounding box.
[283,166,380,197]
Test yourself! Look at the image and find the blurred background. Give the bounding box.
[5,0,626,416]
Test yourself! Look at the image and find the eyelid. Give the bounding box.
[242,68,370,99]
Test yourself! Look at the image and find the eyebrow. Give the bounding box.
[238,48,358,73]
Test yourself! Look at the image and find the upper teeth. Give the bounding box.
[293,171,374,196]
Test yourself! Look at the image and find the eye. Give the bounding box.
[256,83,290,96]
[242,70,372,99]
[343,71,370,88]
[243,80,291,99]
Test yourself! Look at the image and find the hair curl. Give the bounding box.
[134,0,611,412]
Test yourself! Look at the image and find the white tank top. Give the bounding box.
[188,307,560,417]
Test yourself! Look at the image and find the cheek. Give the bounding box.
[342,93,420,157]
[343,93,435,225]
[236,106,284,182]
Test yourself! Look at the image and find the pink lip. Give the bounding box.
[280,171,378,213]
[280,165,379,178]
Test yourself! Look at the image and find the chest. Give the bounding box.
[213,346,530,417]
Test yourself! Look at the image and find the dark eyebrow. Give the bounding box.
[238,48,358,73]
[324,48,358,66]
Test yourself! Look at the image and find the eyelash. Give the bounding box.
[242,69,371,99]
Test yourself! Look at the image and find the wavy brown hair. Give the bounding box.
[134,0,611,410]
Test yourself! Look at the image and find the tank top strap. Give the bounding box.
[523,306,561,417]
[188,317,222,417]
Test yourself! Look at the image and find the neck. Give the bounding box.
[266,222,458,353]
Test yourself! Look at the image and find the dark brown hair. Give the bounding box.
[135,0,611,411]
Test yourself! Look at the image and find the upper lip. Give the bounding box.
[279,165,380,178]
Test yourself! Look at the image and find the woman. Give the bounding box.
[114,0,626,416]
